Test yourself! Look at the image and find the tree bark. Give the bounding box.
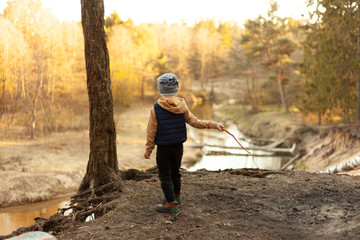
[79,0,121,192]
[141,73,145,99]
[278,64,288,113]
[30,81,39,139]
[318,155,360,174]
[0,76,5,118]
[356,22,360,123]
[30,58,42,139]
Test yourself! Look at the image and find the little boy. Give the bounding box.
[144,73,224,213]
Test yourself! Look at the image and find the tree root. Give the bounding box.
[230,169,287,178]
[120,168,156,180]
[73,180,121,199]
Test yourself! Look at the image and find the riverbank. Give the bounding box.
[214,104,360,175]
[0,101,149,208]
[1,100,360,209]
[2,99,360,239]
[53,169,360,240]
[0,100,202,208]
[4,169,360,240]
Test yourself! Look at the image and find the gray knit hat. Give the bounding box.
[157,73,179,95]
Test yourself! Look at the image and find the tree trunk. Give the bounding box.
[30,62,42,139]
[278,65,288,113]
[79,0,121,193]
[0,76,5,118]
[21,59,26,98]
[344,76,349,124]
[141,73,145,100]
[356,23,360,123]
[250,67,260,112]
[318,155,360,174]
[210,79,214,97]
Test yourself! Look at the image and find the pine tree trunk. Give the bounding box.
[79,0,121,192]
[344,77,349,124]
[278,65,288,113]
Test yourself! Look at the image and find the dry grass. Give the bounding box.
[0,98,155,207]
[0,95,90,141]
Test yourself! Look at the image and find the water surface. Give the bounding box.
[187,124,290,171]
[0,196,70,236]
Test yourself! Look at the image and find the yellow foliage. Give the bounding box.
[293,70,301,76]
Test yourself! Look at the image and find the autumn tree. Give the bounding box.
[4,0,45,138]
[241,1,297,113]
[153,23,191,90]
[301,0,360,123]
[0,17,29,118]
[189,19,229,91]
[59,21,86,94]
[230,32,263,112]
[78,0,121,192]
[131,23,159,99]
[2,0,86,137]
[104,10,123,36]
[108,25,139,106]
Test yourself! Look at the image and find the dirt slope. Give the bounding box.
[298,125,360,175]
[6,169,359,240]
[232,110,360,175]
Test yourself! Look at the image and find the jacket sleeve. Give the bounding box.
[145,108,157,157]
[184,105,218,129]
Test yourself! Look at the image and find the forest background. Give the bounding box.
[0,0,359,141]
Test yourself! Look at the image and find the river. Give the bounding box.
[0,196,70,236]
[187,124,291,171]
[186,102,291,171]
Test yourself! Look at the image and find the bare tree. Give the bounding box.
[79,0,121,192]
[0,17,29,119]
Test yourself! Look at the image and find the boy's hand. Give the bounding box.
[144,152,151,159]
[217,122,225,131]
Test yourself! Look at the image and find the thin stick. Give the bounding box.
[223,129,263,175]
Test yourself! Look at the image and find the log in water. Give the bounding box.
[186,124,292,171]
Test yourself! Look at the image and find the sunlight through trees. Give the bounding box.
[0,0,359,140]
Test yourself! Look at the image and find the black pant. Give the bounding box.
[156,143,183,202]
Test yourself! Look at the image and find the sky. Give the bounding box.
[0,0,314,26]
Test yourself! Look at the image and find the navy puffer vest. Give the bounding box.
[154,102,187,145]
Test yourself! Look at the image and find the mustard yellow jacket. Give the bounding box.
[145,95,219,157]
